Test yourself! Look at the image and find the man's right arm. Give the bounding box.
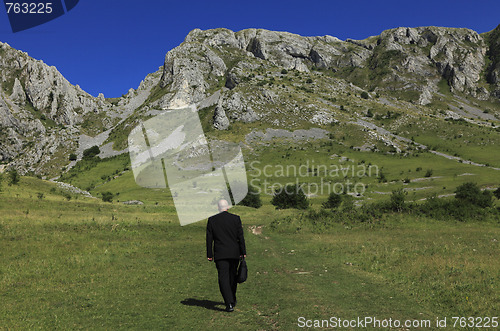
[237,216,246,257]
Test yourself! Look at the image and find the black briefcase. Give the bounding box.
[237,258,247,283]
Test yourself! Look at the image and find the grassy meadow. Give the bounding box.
[0,164,499,329]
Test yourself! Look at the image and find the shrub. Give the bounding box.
[340,194,355,211]
[478,190,494,208]
[322,192,342,209]
[102,191,114,203]
[390,188,406,212]
[238,185,262,208]
[493,187,500,200]
[271,184,309,209]
[305,78,313,84]
[0,173,2,192]
[360,91,369,99]
[420,194,493,222]
[366,109,374,117]
[281,69,288,74]
[8,169,19,185]
[83,145,100,159]
[378,172,387,183]
[69,153,77,161]
[455,182,493,208]
[424,169,433,177]
[37,192,44,200]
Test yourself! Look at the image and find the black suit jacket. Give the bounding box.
[206,211,246,261]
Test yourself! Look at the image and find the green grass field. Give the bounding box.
[0,176,499,329]
[2,124,499,329]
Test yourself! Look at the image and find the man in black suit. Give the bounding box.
[206,199,246,312]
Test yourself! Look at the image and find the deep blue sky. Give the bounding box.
[1,0,499,98]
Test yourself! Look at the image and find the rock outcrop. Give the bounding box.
[1,24,499,176]
[0,41,117,175]
[152,26,499,111]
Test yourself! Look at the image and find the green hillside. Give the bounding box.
[0,176,499,329]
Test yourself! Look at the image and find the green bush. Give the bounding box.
[270,191,500,233]
[322,192,342,209]
[280,69,288,74]
[455,182,493,208]
[63,192,72,201]
[420,195,493,222]
[69,153,77,161]
[390,188,406,212]
[8,169,19,185]
[378,172,387,183]
[271,184,309,209]
[360,91,369,99]
[83,146,100,159]
[493,187,500,200]
[424,169,433,177]
[102,191,114,203]
[340,194,355,212]
[238,185,262,208]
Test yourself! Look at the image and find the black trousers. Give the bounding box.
[215,259,239,306]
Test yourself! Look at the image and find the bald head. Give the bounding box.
[218,199,229,212]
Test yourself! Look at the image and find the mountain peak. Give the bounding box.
[1,24,499,176]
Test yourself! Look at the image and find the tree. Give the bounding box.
[83,145,100,159]
[102,191,114,202]
[238,185,262,208]
[494,187,500,200]
[478,190,494,208]
[8,169,19,185]
[455,182,493,208]
[271,184,309,209]
[322,192,342,209]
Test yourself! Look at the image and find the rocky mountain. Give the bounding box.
[0,41,117,175]
[1,24,499,177]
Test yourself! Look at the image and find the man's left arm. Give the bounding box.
[206,218,214,261]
